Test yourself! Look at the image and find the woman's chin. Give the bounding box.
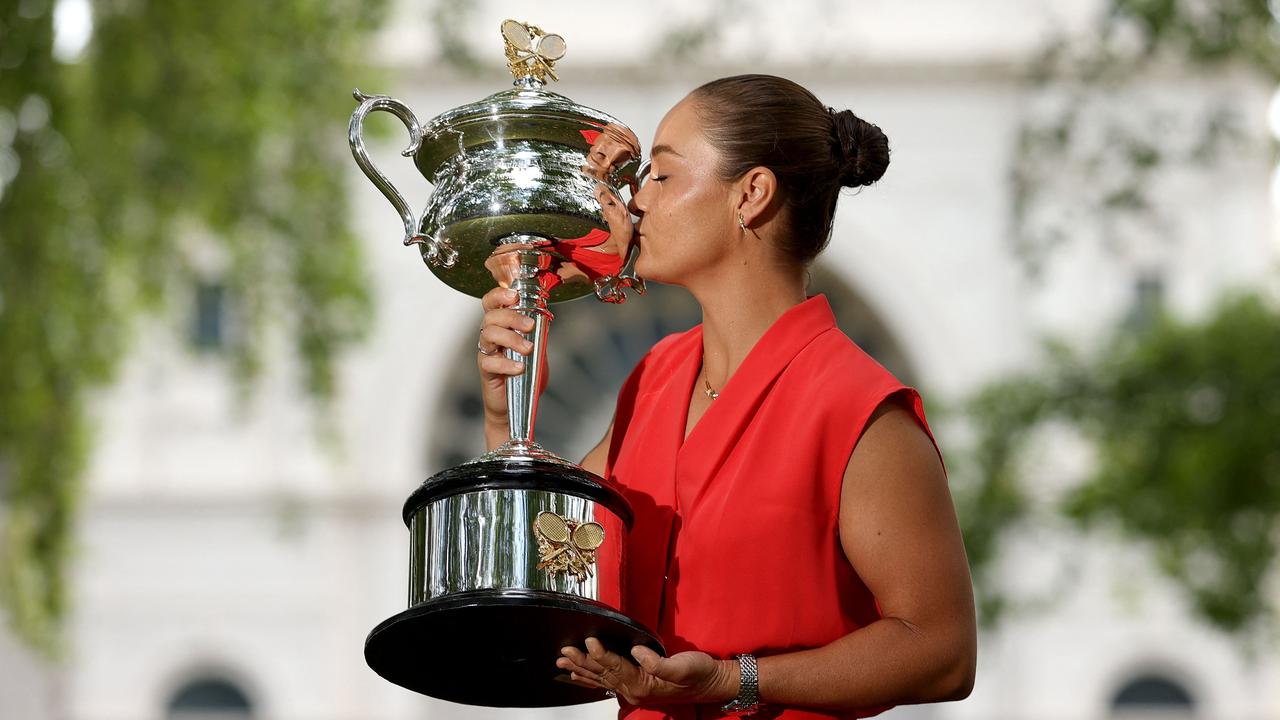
[635,247,682,285]
[633,251,652,279]
[635,261,664,283]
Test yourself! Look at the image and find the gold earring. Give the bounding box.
[738,214,747,231]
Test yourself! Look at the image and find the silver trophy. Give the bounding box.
[348,20,661,707]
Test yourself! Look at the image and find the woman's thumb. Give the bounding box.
[631,645,671,678]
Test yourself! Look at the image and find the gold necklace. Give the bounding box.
[702,365,719,400]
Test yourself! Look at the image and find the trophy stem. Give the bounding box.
[506,248,552,445]
[481,240,571,465]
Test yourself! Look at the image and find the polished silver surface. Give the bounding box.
[475,440,577,466]
[418,138,635,302]
[348,82,643,301]
[408,489,625,606]
[348,90,459,268]
[594,243,646,303]
[414,86,636,182]
[722,654,761,716]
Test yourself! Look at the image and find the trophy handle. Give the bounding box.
[349,89,458,268]
[593,159,648,303]
[593,243,646,304]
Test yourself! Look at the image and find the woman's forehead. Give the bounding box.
[651,98,707,158]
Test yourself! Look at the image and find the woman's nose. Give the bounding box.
[628,176,650,216]
[628,160,651,216]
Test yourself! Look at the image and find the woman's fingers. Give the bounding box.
[479,325,533,356]
[586,637,636,687]
[481,287,518,311]
[557,659,605,687]
[567,672,604,688]
[585,637,614,663]
[483,308,535,334]
[630,645,667,677]
[477,352,526,377]
[556,657,600,681]
[561,645,607,675]
[477,305,536,377]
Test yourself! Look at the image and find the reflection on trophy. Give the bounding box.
[348,19,661,707]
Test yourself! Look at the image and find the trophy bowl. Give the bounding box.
[349,20,662,707]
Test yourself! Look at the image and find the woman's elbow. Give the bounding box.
[937,634,977,701]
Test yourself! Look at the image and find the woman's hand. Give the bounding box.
[478,287,539,450]
[557,638,737,706]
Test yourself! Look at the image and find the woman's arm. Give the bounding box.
[753,399,976,708]
[558,399,976,712]
[579,418,615,478]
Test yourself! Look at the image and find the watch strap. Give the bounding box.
[721,653,760,716]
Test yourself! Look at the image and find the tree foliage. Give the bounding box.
[1065,295,1280,630]
[961,295,1280,633]
[1109,0,1280,76]
[962,0,1280,634]
[1011,0,1275,278]
[0,0,386,653]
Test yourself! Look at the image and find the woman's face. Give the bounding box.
[629,96,737,285]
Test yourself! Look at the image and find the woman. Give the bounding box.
[477,75,976,719]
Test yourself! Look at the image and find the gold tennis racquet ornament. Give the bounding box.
[350,20,661,708]
[535,511,607,581]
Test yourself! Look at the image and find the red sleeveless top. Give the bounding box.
[604,295,939,720]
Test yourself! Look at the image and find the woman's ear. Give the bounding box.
[733,166,778,229]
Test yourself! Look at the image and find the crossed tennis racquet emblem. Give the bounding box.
[501,19,567,84]
[533,511,605,582]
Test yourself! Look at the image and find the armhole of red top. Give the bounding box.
[881,386,946,475]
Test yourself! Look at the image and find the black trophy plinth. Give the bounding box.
[364,459,664,707]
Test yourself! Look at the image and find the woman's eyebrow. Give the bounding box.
[651,144,684,158]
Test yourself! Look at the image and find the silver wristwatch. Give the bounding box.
[721,653,761,716]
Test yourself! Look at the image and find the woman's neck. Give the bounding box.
[688,262,807,389]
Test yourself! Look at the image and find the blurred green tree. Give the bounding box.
[961,0,1280,634]
[961,295,1280,633]
[0,0,386,653]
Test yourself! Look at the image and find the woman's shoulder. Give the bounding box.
[796,327,906,396]
[798,329,943,467]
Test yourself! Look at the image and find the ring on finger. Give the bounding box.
[477,339,500,357]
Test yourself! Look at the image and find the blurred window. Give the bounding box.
[1125,273,1165,331]
[1110,673,1195,719]
[167,677,253,720]
[192,281,227,350]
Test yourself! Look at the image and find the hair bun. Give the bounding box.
[830,108,890,188]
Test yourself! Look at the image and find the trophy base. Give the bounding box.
[365,588,664,707]
[476,439,578,467]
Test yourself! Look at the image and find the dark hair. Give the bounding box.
[690,74,890,265]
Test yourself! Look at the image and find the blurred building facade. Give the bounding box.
[2,1,1278,719]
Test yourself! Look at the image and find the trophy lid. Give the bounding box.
[413,20,639,182]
